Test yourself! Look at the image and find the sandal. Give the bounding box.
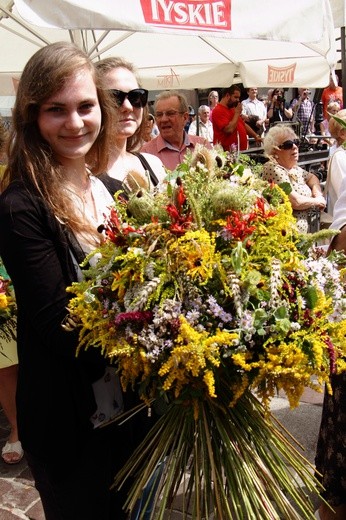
[1,440,24,464]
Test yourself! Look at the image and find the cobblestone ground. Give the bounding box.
[0,410,44,520]
[0,387,323,520]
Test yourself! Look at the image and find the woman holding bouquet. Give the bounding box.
[0,42,134,520]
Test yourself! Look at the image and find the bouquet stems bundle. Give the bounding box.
[114,390,322,519]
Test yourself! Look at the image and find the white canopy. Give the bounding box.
[0,0,339,98]
[331,0,346,27]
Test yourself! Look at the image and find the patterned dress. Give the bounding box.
[262,160,312,233]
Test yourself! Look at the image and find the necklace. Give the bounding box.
[65,171,94,208]
[80,174,91,203]
[81,175,98,223]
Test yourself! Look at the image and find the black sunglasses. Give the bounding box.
[278,139,300,150]
[110,88,148,108]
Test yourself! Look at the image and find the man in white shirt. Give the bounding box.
[241,87,268,139]
[188,105,214,144]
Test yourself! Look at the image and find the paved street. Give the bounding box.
[0,388,324,519]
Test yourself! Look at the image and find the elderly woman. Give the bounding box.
[262,124,326,233]
[208,90,219,121]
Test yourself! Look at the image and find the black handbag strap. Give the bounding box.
[131,152,159,186]
[98,173,128,200]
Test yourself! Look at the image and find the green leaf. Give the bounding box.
[278,182,292,195]
[275,317,291,334]
[253,308,268,327]
[231,241,248,274]
[302,285,318,309]
[274,306,288,320]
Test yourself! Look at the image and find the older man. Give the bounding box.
[212,85,262,151]
[188,105,214,143]
[140,90,211,171]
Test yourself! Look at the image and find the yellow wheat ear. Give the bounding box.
[124,169,149,192]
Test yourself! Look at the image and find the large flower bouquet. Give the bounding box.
[67,146,346,519]
[0,257,16,343]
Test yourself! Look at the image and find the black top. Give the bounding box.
[99,152,159,198]
[0,180,106,462]
[268,101,292,125]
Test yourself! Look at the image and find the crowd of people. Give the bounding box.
[0,41,345,520]
[141,80,342,156]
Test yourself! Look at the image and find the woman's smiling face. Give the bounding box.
[37,67,101,167]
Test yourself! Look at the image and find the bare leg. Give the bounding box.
[0,364,21,462]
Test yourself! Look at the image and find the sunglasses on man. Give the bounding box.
[278,139,300,150]
[109,88,148,108]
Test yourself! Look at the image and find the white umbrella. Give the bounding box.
[0,0,337,94]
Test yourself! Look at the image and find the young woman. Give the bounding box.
[0,42,134,520]
[95,57,166,196]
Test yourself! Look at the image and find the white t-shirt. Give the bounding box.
[325,146,346,218]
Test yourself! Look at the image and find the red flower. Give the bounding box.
[176,184,187,211]
[166,203,193,236]
[113,310,153,327]
[222,211,257,241]
[255,197,277,220]
[102,208,143,245]
[324,337,337,375]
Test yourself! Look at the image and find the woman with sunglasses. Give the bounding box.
[95,57,166,196]
[143,113,159,142]
[262,124,326,233]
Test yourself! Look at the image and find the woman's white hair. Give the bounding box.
[263,124,298,157]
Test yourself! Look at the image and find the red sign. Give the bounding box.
[140,0,231,31]
[267,63,297,84]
